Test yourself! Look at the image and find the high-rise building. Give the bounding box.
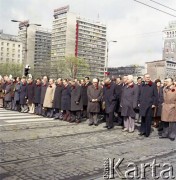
[163,21,176,61]
[0,30,23,64]
[18,21,51,77]
[51,5,106,79]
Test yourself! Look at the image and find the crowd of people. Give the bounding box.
[0,74,176,141]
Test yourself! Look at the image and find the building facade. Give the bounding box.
[146,60,176,80]
[108,65,145,78]
[0,30,23,64]
[146,21,176,81]
[18,22,51,77]
[163,21,176,62]
[51,5,106,79]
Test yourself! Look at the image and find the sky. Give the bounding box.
[0,0,176,67]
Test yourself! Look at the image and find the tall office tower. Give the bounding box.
[51,5,106,79]
[18,21,51,77]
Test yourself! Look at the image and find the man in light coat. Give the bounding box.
[160,78,176,141]
[43,79,56,118]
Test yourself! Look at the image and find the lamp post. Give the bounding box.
[11,20,41,76]
[104,40,117,77]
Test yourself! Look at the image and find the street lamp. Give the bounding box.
[104,40,117,77]
[11,19,41,76]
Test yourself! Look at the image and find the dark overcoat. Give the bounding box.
[81,85,88,106]
[40,83,48,105]
[14,82,21,102]
[26,83,35,104]
[20,83,27,105]
[156,86,164,117]
[138,81,158,117]
[4,83,12,102]
[87,85,103,113]
[71,84,83,111]
[53,84,63,109]
[115,83,123,113]
[34,84,42,104]
[61,85,71,110]
[103,82,117,113]
[120,84,139,118]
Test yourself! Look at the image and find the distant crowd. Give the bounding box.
[0,74,176,141]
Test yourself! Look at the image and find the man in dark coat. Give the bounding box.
[4,78,12,110]
[26,78,35,113]
[53,78,63,119]
[14,77,21,111]
[81,78,91,118]
[2,76,8,108]
[115,77,123,125]
[70,79,83,123]
[0,78,4,108]
[40,76,48,116]
[20,77,28,113]
[103,77,117,129]
[153,79,164,128]
[34,78,42,115]
[87,78,103,126]
[120,75,139,133]
[61,79,71,121]
[138,74,158,137]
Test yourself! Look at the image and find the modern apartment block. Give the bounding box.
[18,21,51,77]
[51,5,106,79]
[0,30,22,64]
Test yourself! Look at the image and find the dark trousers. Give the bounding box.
[5,101,12,110]
[71,111,81,121]
[106,112,114,127]
[162,121,176,140]
[41,104,47,116]
[89,112,98,125]
[140,116,152,137]
[35,103,42,115]
[63,110,71,121]
[46,108,54,118]
[82,105,88,118]
[14,101,20,111]
[54,108,62,119]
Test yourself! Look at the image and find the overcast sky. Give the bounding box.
[0,0,176,67]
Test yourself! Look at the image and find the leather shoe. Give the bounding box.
[138,132,145,136]
[107,126,113,130]
[170,138,175,141]
[103,125,108,128]
[159,136,167,139]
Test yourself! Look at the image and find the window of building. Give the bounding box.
[1,42,4,46]
[7,43,9,46]
[18,44,21,48]
[1,47,3,50]
[7,48,9,51]
[13,44,15,47]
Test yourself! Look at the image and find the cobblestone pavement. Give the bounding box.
[0,109,176,180]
